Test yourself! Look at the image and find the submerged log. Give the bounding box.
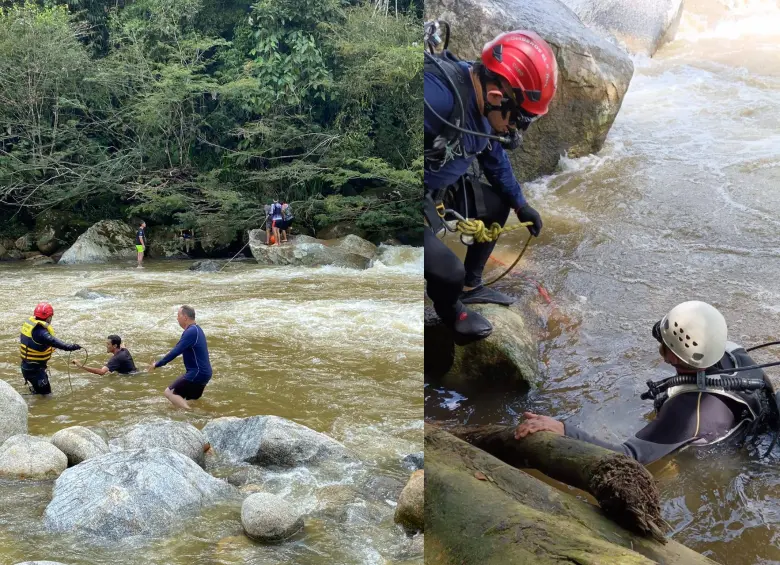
[425,424,720,565]
[447,423,665,541]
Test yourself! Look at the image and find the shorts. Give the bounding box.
[168,375,207,400]
[136,245,145,252]
[278,220,291,230]
[22,367,51,395]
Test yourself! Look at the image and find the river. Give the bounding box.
[0,245,423,565]
[425,1,780,563]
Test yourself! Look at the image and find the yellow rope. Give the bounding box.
[455,218,534,243]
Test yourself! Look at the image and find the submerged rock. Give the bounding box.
[203,415,355,468]
[110,419,208,467]
[402,452,424,471]
[189,260,220,272]
[424,0,634,182]
[58,220,136,265]
[394,470,424,533]
[51,426,109,467]
[74,288,111,300]
[424,304,540,391]
[0,435,68,479]
[248,230,370,269]
[43,448,235,541]
[241,492,304,542]
[0,378,28,445]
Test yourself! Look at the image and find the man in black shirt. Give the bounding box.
[135,221,146,268]
[72,334,137,375]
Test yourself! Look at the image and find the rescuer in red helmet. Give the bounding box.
[19,302,82,394]
[424,25,558,345]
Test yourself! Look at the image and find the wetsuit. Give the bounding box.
[424,57,529,324]
[565,344,770,465]
[155,324,212,399]
[19,318,80,394]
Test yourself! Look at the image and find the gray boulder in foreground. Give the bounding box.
[203,415,354,468]
[43,448,235,540]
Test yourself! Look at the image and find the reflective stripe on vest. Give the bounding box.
[20,317,55,363]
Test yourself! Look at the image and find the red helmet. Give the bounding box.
[34,302,54,319]
[481,30,558,116]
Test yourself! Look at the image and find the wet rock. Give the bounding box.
[317,223,368,240]
[241,492,304,543]
[424,304,540,391]
[333,234,377,261]
[23,251,42,259]
[26,255,54,265]
[189,260,220,272]
[203,415,355,468]
[313,485,361,522]
[74,289,111,300]
[425,0,634,182]
[248,230,370,269]
[148,225,189,258]
[50,426,109,467]
[560,0,683,56]
[0,379,28,444]
[58,220,136,265]
[15,233,33,251]
[357,474,405,503]
[394,470,424,533]
[36,227,60,255]
[110,420,208,467]
[0,243,7,259]
[6,249,24,260]
[43,448,235,540]
[88,427,110,444]
[227,466,267,487]
[402,452,424,471]
[391,533,424,562]
[0,435,68,479]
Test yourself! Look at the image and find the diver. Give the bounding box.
[515,301,780,465]
[424,22,557,345]
[19,302,82,395]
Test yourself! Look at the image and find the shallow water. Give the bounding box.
[425,1,780,562]
[0,245,423,565]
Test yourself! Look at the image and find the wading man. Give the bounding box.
[72,334,137,375]
[147,305,213,410]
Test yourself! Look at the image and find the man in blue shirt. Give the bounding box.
[148,305,213,410]
[424,28,557,345]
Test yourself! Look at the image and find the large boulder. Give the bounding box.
[50,426,110,467]
[559,0,684,56]
[15,233,33,252]
[333,234,377,261]
[248,230,370,269]
[148,225,190,258]
[189,259,220,272]
[58,220,136,265]
[424,304,540,391]
[394,470,424,532]
[203,416,354,468]
[317,223,368,241]
[425,0,634,182]
[26,255,54,266]
[43,448,235,540]
[0,435,68,479]
[36,227,60,255]
[0,379,28,444]
[110,420,208,467]
[241,492,304,543]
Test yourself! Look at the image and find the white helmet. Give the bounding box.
[658,301,727,369]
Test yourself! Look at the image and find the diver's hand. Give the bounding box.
[69,344,82,351]
[516,205,542,237]
[514,412,564,439]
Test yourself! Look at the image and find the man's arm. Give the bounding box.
[154,327,196,368]
[477,141,527,210]
[72,362,109,376]
[34,326,80,352]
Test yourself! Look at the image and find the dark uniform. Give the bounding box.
[566,342,773,465]
[19,317,80,394]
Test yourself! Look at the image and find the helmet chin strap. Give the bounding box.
[697,370,707,390]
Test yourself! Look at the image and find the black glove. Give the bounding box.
[69,344,82,351]
[516,205,542,237]
[500,129,523,151]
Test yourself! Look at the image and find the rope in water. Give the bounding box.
[65,346,89,393]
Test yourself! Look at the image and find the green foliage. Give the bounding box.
[0,0,422,247]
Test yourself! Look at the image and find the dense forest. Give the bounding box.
[0,0,422,251]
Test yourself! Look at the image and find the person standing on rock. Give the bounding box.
[424,26,557,345]
[135,221,147,268]
[279,202,293,243]
[147,305,213,410]
[514,301,780,465]
[71,334,137,375]
[269,199,283,246]
[19,302,82,395]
